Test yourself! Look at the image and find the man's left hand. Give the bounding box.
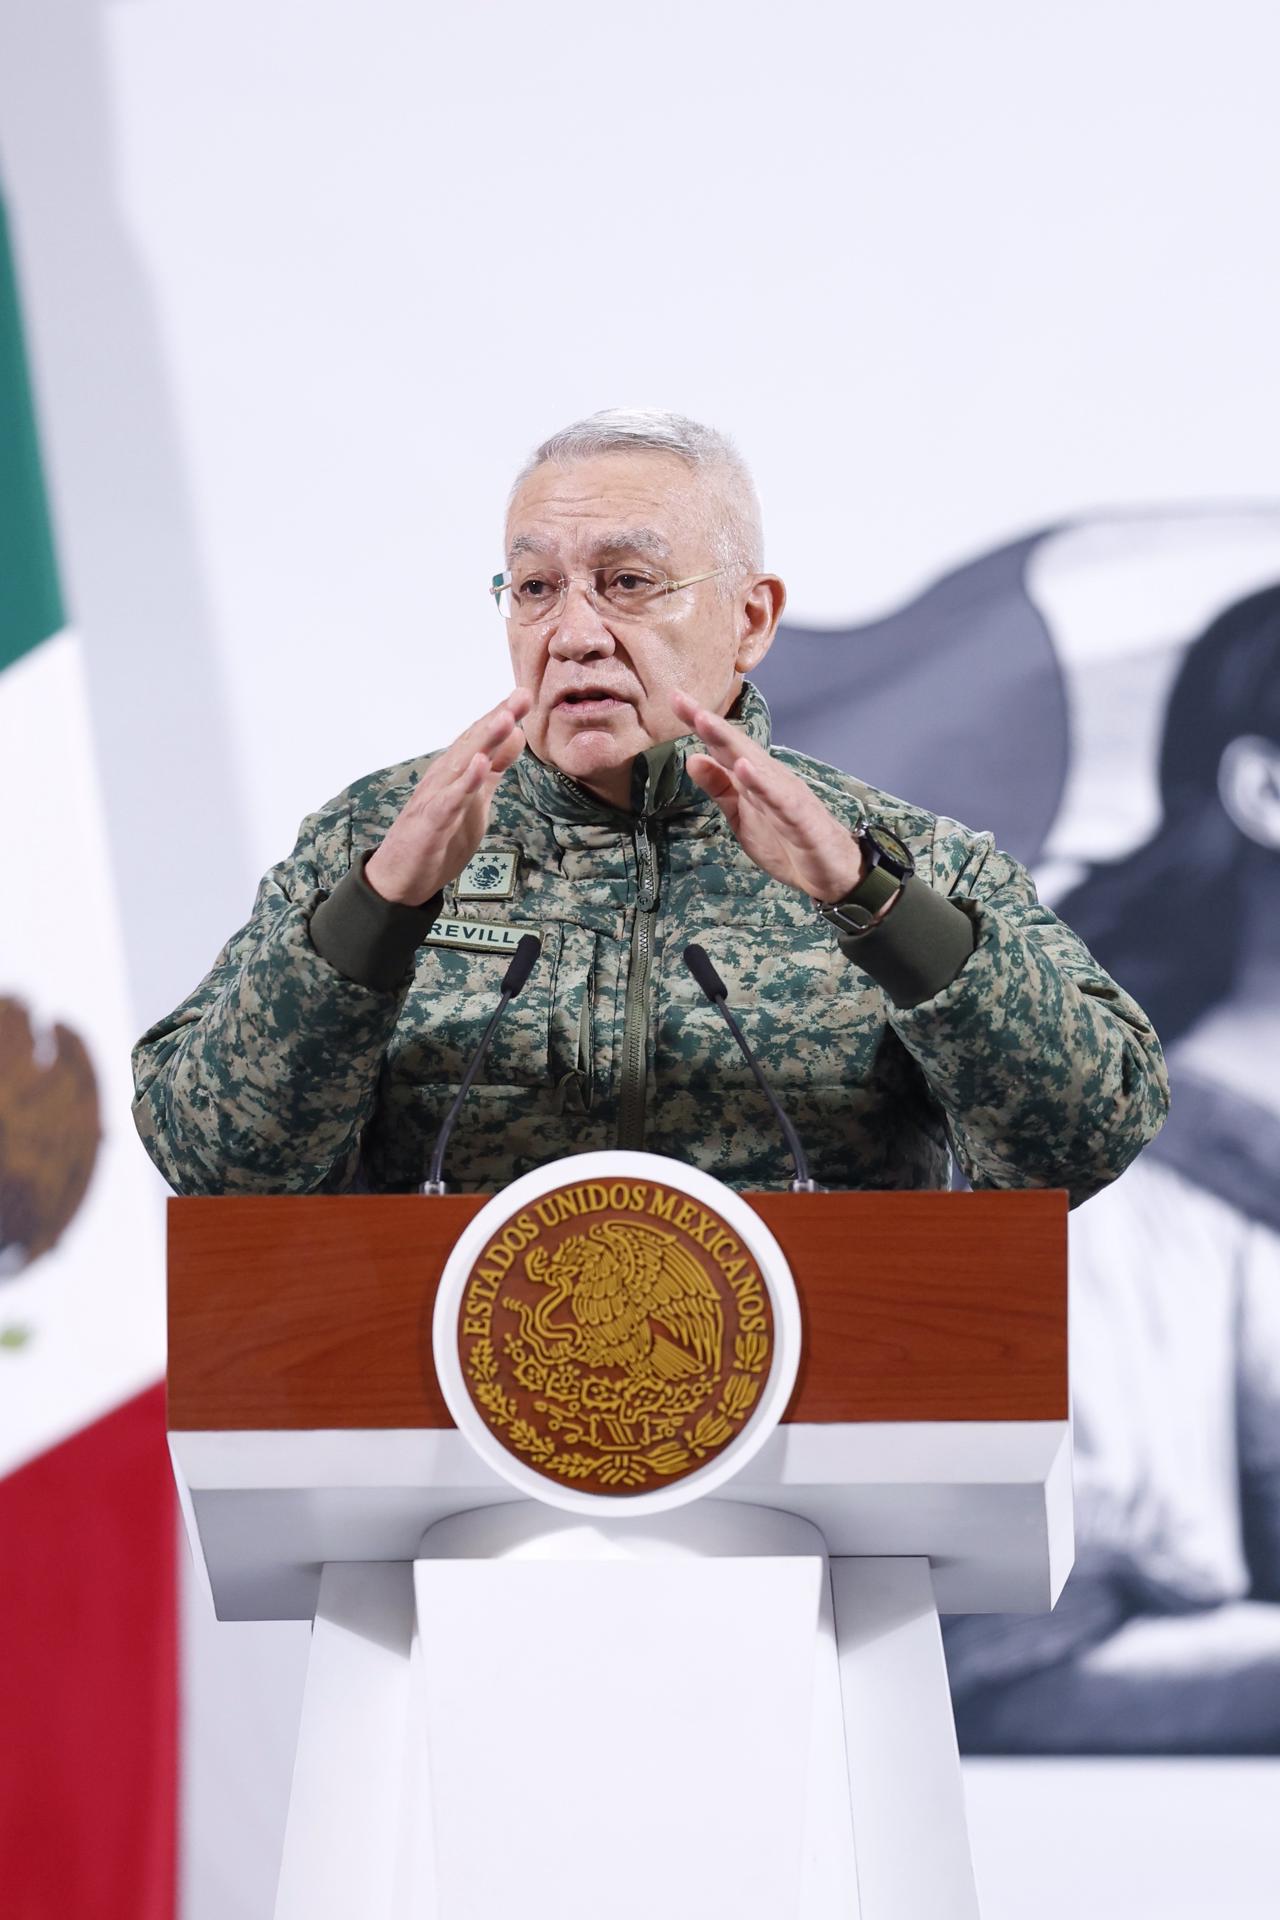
[673,692,865,903]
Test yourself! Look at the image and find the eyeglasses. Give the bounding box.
[490,564,723,626]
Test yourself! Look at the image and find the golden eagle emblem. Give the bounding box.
[520,1220,724,1383]
[459,1179,773,1494]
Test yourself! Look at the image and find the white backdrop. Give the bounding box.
[1,2,1278,1914]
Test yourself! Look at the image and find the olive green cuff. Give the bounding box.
[309,854,443,992]
[836,877,976,1009]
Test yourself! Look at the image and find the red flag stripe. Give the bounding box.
[0,1384,177,1920]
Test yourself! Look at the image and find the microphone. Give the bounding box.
[421,933,542,1194]
[682,944,819,1193]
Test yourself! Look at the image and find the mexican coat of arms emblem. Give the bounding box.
[455,1173,776,1495]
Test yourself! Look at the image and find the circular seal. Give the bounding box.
[433,1152,800,1515]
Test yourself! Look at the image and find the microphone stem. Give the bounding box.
[716,1000,816,1192]
[423,991,512,1193]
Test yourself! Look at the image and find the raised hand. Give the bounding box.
[672,691,865,903]
[364,690,531,906]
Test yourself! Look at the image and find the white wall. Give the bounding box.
[2,2,1277,1914]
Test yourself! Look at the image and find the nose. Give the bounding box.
[547,579,617,661]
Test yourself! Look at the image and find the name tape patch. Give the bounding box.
[424,917,539,956]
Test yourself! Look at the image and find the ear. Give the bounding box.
[1218,734,1280,850]
[734,574,786,675]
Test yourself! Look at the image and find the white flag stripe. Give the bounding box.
[0,629,164,1479]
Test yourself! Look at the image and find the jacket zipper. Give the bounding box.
[617,814,659,1149]
[545,766,659,1149]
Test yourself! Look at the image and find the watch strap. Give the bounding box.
[832,874,977,1008]
[818,861,904,933]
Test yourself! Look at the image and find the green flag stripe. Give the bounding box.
[0,193,64,674]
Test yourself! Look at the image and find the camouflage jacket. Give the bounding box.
[132,683,1168,1202]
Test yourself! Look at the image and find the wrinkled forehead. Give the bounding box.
[507,525,676,570]
[504,450,717,565]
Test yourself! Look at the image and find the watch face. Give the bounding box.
[862,822,915,877]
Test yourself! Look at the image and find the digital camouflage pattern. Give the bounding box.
[132,683,1169,1201]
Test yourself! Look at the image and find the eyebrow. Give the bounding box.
[507,527,674,564]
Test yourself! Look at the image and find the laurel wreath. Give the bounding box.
[466,1329,770,1487]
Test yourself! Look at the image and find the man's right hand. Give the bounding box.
[364,690,531,906]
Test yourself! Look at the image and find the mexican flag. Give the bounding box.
[0,193,176,1916]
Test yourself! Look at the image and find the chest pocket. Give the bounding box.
[391,920,596,1096]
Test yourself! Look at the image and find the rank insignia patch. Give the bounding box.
[455,850,518,901]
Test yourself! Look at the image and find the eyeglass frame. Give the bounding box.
[489,563,725,623]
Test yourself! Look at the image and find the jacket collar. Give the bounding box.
[514,679,773,826]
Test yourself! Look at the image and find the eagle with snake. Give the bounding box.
[521,1220,724,1384]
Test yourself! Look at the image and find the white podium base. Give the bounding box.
[274,1504,979,1920]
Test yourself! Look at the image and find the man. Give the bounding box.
[132,408,1167,1199]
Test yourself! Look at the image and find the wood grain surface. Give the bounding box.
[167,1189,1066,1431]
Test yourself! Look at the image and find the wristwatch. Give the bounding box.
[816,821,915,935]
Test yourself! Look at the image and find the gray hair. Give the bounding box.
[511,407,764,579]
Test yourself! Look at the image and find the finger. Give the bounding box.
[430,746,491,804]
[465,705,522,759]
[733,754,822,834]
[456,749,490,796]
[447,752,505,837]
[413,730,512,838]
[468,724,527,818]
[452,750,509,821]
[479,687,533,744]
[677,710,741,775]
[686,751,736,796]
[487,722,527,776]
[473,686,532,729]
[420,720,502,797]
[444,691,531,771]
[674,696,771,775]
[479,752,517,801]
[671,691,756,747]
[686,753,742,827]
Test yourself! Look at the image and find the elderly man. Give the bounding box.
[133,409,1167,1199]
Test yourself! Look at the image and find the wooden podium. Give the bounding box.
[169,1187,1069,1920]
